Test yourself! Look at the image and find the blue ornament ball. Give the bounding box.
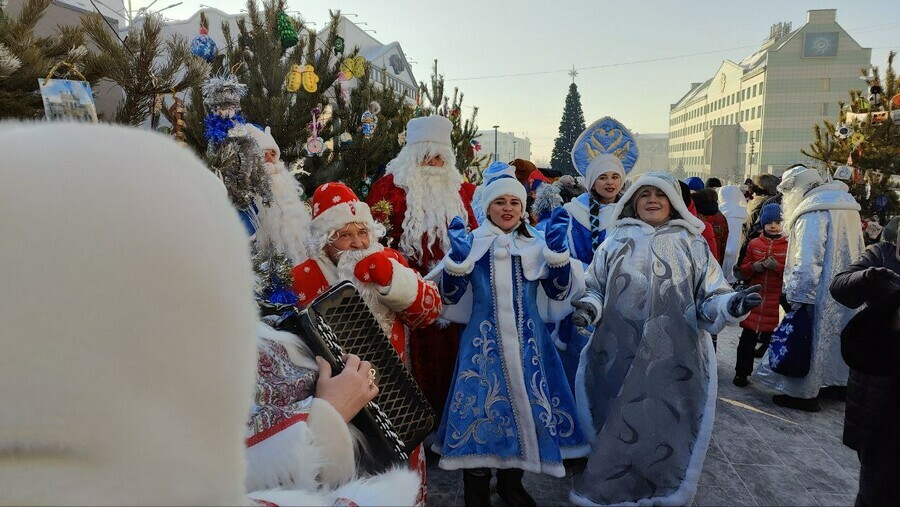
[191,30,217,63]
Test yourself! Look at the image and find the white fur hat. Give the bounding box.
[585,153,625,188]
[0,123,256,504]
[778,164,822,193]
[480,161,527,215]
[612,171,706,235]
[246,124,280,158]
[405,115,452,147]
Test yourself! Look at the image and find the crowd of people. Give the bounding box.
[1,116,897,507]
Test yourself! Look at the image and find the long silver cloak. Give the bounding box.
[753,181,864,398]
[571,172,742,506]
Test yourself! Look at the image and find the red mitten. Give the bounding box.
[354,251,394,286]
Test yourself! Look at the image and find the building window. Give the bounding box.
[821,78,831,91]
[756,105,762,117]
[819,102,830,116]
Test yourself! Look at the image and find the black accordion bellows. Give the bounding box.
[274,281,435,474]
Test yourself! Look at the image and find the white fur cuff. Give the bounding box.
[378,259,420,312]
[443,254,474,276]
[308,398,356,487]
[699,293,744,334]
[543,246,570,268]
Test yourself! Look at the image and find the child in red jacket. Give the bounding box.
[734,203,787,387]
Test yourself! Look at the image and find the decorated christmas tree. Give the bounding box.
[417,59,488,181]
[550,82,587,176]
[802,50,900,221]
[315,68,414,196]
[216,0,344,160]
[0,0,91,119]
[81,13,210,127]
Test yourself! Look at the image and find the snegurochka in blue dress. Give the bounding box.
[428,162,589,507]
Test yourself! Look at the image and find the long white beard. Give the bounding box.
[255,161,311,265]
[396,166,467,262]
[334,243,396,338]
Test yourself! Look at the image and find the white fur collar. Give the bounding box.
[613,216,703,235]
[785,181,860,229]
[563,193,617,230]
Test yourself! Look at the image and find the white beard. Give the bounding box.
[255,161,311,265]
[395,165,467,263]
[333,243,397,338]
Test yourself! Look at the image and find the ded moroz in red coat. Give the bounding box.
[365,173,477,423]
[739,233,788,333]
[290,247,441,505]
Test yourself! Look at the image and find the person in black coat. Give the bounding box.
[829,226,900,507]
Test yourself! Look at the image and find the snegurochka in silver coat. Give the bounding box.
[569,171,761,507]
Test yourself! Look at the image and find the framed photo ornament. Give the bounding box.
[38,62,97,123]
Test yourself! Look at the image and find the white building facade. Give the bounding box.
[476,129,532,163]
[668,10,871,181]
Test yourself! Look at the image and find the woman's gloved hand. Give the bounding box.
[447,216,472,264]
[545,207,571,254]
[728,284,763,317]
[572,300,598,328]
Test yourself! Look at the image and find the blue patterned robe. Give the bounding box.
[429,222,589,477]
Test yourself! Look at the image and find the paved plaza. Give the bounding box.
[425,325,860,506]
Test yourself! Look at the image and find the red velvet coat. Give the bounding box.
[366,173,478,273]
[739,234,788,333]
[699,212,729,265]
[687,199,718,259]
[290,250,442,360]
[365,173,477,424]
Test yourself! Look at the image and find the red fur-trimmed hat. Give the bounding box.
[309,182,375,239]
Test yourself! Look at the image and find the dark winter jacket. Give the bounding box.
[829,241,900,452]
[739,234,788,333]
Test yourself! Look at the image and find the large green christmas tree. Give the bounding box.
[550,82,586,176]
[802,50,900,221]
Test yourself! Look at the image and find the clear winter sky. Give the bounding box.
[133,0,898,163]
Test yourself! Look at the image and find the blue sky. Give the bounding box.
[133,0,898,162]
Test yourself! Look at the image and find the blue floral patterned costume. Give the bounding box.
[429,222,589,477]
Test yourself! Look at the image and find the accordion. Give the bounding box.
[275,281,435,473]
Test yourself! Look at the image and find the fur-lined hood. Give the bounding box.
[610,171,706,235]
[785,181,860,229]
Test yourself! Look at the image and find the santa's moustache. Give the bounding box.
[334,242,395,337]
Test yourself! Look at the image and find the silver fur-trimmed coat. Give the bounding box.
[753,181,864,398]
[572,172,744,506]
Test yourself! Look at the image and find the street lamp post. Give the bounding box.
[749,137,756,178]
[493,125,499,163]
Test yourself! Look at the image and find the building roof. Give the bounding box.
[671,22,799,110]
